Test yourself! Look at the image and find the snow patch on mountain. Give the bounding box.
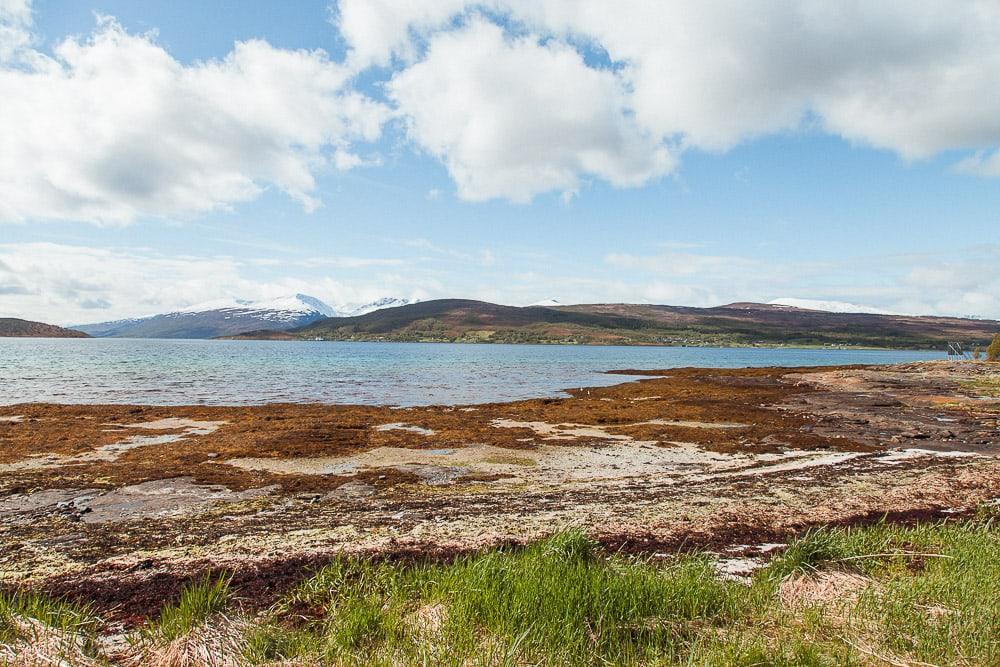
[175,293,418,319]
[180,293,336,318]
[340,297,417,317]
[768,298,896,315]
[529,298,563,307]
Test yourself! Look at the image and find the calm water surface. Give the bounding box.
[0,339,944,406]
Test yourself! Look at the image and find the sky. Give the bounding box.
[2,0,1000,325]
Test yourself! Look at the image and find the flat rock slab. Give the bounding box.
[0,478,273,524]
[79,477,274,523]
[0,488,98,517]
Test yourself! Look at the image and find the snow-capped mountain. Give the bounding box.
[339,297,417,317]
[178,294,337,320]
[75,294,337,338]
[529,298,563,307]
[75,294,417,338]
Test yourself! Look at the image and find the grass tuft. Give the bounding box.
[0,591,101,665]
[0,591,98,644]
[142,575,232,644]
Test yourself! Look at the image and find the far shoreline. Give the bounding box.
[4,333,948,353]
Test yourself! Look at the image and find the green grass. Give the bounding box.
[140,574,232,643]
[0,591,99,659]
[760,514,1000,666]
[242,532,757,665]
[244,517,1000,666]
[6,511,1000,665]
[851,517,1000,664]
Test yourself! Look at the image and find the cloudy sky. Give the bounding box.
[2,0,1000,325]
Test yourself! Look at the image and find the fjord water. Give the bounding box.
[0,339,943,406]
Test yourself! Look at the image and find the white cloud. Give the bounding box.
[953,150,1000,178]
[503,1,1000,156]
[334,0,469,68]
[0,243,428,324]
[0,0,31,60]
[601,245,1000,319]
[3,241,998,323]
[0,243,247,322]
[0,12,389,225]
[387,18,673,202]
[8,1,1000,220]
[336,0,1000,200]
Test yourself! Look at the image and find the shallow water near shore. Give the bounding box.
[0,338,943,406]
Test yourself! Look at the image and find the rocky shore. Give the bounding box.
[1,361,998,617]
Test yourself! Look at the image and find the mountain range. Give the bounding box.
[19,296,1000,348]
[74,295,415,339]
[230,298,1000,349]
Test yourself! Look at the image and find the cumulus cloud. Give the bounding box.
[387,19,672,202]
[334,0,469,68]
[0,11,389,225]
[8,0,1000,218]
[337,0,1000,200]
[500,1,1000,156]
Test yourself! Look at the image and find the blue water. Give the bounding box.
[0,339,944,406]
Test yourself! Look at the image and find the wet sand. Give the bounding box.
[1,360,998,618]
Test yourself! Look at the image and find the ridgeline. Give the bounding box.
[224,299,1000,349]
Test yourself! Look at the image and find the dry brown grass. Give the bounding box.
[405,601,448,643]
[125,614,247,667]
[0,616,101,667]
[779,570,872,609]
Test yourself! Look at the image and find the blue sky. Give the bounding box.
[2,1,1000,324]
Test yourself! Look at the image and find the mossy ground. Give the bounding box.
[962,374,1000,397]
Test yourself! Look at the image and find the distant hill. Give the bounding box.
[0,318,89,338]
[231,299,1000,349]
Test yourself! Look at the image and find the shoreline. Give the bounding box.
[1,360,998,617]
[4,333,947,351]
